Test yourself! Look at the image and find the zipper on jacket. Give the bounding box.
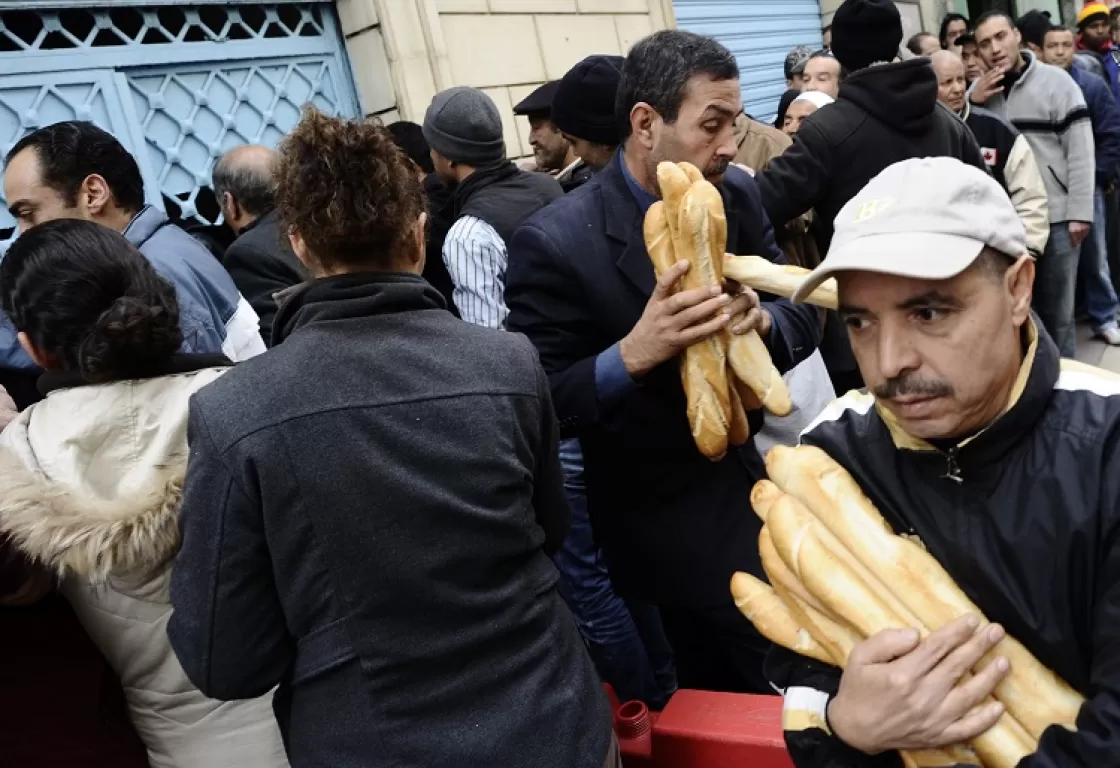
[942,447,963,484]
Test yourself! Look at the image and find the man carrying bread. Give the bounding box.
[506,30,822,694]
[769,156,1120,765]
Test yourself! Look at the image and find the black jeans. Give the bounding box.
[659,601,772,694]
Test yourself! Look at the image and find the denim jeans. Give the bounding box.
[1035,222,1081,358]
[1078,189,1120,332]
[553,439,677,708]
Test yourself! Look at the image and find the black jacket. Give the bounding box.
[506,151,821,607]
[222,210,310,347]
[168,273,611,768]
[454,161,563,246]
[758,58,987,249]
[770,321,1120,767]
[421,173,459,315]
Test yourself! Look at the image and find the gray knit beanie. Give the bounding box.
[422,86,505,167]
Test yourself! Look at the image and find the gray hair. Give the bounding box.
[213,149,278,217]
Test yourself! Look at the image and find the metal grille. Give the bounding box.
[0,2,360,240]
[127,57,345,223]
[0,5,327,52]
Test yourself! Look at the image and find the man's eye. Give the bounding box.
[844,316,870,331]
[703,122,720,134]
[913,308,946,323]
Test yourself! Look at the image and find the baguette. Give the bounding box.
[766,445,1084,740]
[797,530,1035,768]
[724,254,839,310]
[654,163,732,460]
[730,572,831,664]
[727,375,751,446]
[728,332,793,416]
[750,479,784,523]
[760,527,832,617]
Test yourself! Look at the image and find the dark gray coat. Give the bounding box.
[168,273,612,768]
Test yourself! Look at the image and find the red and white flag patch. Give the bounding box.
[982,147,998,166]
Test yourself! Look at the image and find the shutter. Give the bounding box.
[672,0,825,125]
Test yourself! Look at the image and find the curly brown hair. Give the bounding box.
[276,106,424,271]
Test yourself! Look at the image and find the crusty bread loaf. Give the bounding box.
[728,331,793,416]
[730,572,831,664]
[724,254,839,310]
[727,377,751,446]
[766,445,1084,741]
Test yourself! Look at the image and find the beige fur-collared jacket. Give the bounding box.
[0,364,288,768]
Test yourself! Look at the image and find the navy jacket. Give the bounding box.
[505,151,821,607]
[1071,65,1120,187]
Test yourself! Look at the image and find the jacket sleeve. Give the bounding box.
[1004,135,1052,257]
[767,645,905,768]
[529,343,571,556]
[757,120,834,228]
[1088,79,1120,187]
[1017,429,1120,767]
[1060,83,1096,224]
[168,402,295,701]
[507,223,605,439]
[223,241,302,347]
[443,216,509,329]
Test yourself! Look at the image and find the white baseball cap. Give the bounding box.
[792,157,1028,302]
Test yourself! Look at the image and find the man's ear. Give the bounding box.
[17,331,50,370]
[1006,253,1035,326]
[629,102,658,151]
[80,174,114,217]
[223,191,241,223]
[413,211,428,272]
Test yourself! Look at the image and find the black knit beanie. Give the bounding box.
[551,54,625,146]
[831,0,903,73]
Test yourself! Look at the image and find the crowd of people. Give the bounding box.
[1,0,1119,766]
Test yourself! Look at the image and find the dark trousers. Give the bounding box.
[659,601,772,694]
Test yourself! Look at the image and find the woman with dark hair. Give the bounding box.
[940,12,970,51]
[0,219,287,768]
[167,107,614,768]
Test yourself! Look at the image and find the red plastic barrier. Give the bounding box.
[614,690,794,768]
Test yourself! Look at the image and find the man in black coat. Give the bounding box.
[757,0,987,395]
[506,29,821,694]
[214,145,310,346]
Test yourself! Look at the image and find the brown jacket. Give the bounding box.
[733,117,791,172]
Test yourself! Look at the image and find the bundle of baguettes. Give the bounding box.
[643,162,791,460]
[731,444,1084,768]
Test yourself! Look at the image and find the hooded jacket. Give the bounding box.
[167,273,612,768]
[0,357,288,768]
[971,51,1095,225]
[758,58,987,250]
[961,102,1050,255]
[768,319,1120,767]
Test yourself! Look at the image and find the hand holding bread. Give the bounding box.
[640,161,792,460]
[731,445,1084,767]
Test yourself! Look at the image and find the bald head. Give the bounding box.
[214,145,278,232]
[930,50,967,114]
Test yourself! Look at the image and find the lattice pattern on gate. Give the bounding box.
[0,5,327,52]
[127,57,345,224]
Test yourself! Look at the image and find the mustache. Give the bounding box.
[706,158,730,177]
[874,374,954,400]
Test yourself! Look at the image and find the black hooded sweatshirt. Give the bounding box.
[758,58,987,250]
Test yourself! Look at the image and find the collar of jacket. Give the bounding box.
[451,160,520,217]
[120,204,169,250]
[874,317,1057,464]
[237,207,279,237]
[837,58,939,134]
[272,271,447,344]
[38,352,230,396]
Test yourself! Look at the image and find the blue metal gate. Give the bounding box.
[0,2,360,242]
[672,0,825,125]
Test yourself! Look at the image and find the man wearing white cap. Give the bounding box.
[769,157,1120,766]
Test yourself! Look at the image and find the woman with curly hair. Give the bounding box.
[168,108,615,768]
[0,218,287,767]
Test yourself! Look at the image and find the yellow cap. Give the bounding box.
[1078,2,1110,26]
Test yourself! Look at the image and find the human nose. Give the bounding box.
[876,321,921,381]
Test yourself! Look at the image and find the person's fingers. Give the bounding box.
[941,655,1010,723]
[730,307,763,335]
[676,313,732,345]
[724,290,759,319]
[898,616,981,678]
[934,624,1005,687]
[849,627,922,666]
[723,277,744,295]
[666,284,724,315]
[672,293,733,329]
[652,260,691,300]
[936,701,1006,746]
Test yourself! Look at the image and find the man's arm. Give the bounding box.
[443,216,509,329]
[168,403,294,701]
[757,120,833,229]
[1059,83,1096,225]
[223,241,306,346]
[1088,78,1120,188]
[1004,134,1051,257]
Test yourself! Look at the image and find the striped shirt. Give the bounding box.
[443,215,508,329]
